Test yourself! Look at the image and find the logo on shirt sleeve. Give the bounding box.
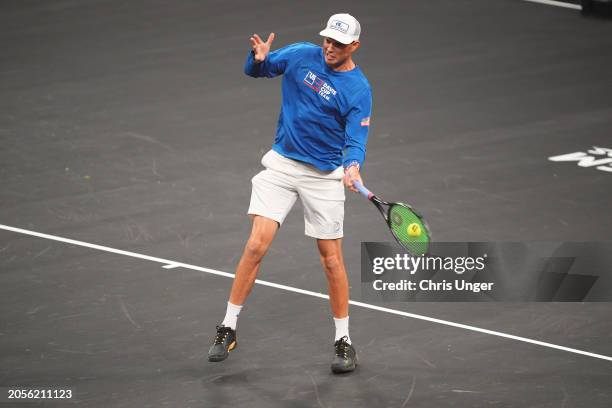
[303,71,337,101]
[360,117,370,126]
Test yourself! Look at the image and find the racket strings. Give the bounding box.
[388,205,430,256]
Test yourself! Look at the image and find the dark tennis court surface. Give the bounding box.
[1,0,611,406]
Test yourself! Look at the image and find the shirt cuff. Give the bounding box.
[343,161,360,172]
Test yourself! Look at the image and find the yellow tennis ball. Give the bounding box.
[408,223,421,237]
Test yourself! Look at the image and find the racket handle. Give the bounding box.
[353,180,373,199]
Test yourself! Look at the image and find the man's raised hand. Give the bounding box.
[250,33,275,63]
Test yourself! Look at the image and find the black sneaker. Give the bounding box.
[208,325,237,362]
[331,336,357,373]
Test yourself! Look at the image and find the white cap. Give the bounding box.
[319,13,361,45]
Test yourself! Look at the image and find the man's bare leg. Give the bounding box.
[316,238,349,318]
[317,238,357,373]
[209,215,278,362]
[229,215,279,305]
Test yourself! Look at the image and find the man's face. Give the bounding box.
[322,37,360,68]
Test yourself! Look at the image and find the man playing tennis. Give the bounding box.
[208,13,372,374]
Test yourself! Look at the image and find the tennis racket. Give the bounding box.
[354,180,431,256]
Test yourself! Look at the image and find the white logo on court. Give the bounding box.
[548,146,612,173]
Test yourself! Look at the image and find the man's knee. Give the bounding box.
[320,253,343,272]
[243,215,278,260]
[244,237,269,260]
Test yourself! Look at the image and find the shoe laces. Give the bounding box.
[334,336,350,358]
[214,325,231,345]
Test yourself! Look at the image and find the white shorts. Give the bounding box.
[248,149,345,239]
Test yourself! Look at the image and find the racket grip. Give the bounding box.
[353,180,373,199]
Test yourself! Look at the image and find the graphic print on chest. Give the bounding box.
[303,71,337,101]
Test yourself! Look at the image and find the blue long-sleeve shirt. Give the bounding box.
[244,42,372,171]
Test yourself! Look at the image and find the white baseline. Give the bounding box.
[0,223,610,363]
[522,0,582,10]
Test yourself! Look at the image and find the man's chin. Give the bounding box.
[325,59,340,69]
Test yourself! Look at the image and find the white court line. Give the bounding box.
[522,0,582,10]
[162,263,181,269]
[1,223,611,363]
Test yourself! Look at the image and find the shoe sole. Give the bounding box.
[331,363,356,374]
[331,355,358,374]
[208,341,237,362]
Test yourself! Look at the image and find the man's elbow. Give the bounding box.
[244,64,262,77]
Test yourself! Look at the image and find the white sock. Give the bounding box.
[221,301,243,330]
[333,316,351,344]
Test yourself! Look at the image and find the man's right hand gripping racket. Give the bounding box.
[354,181,431,256]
